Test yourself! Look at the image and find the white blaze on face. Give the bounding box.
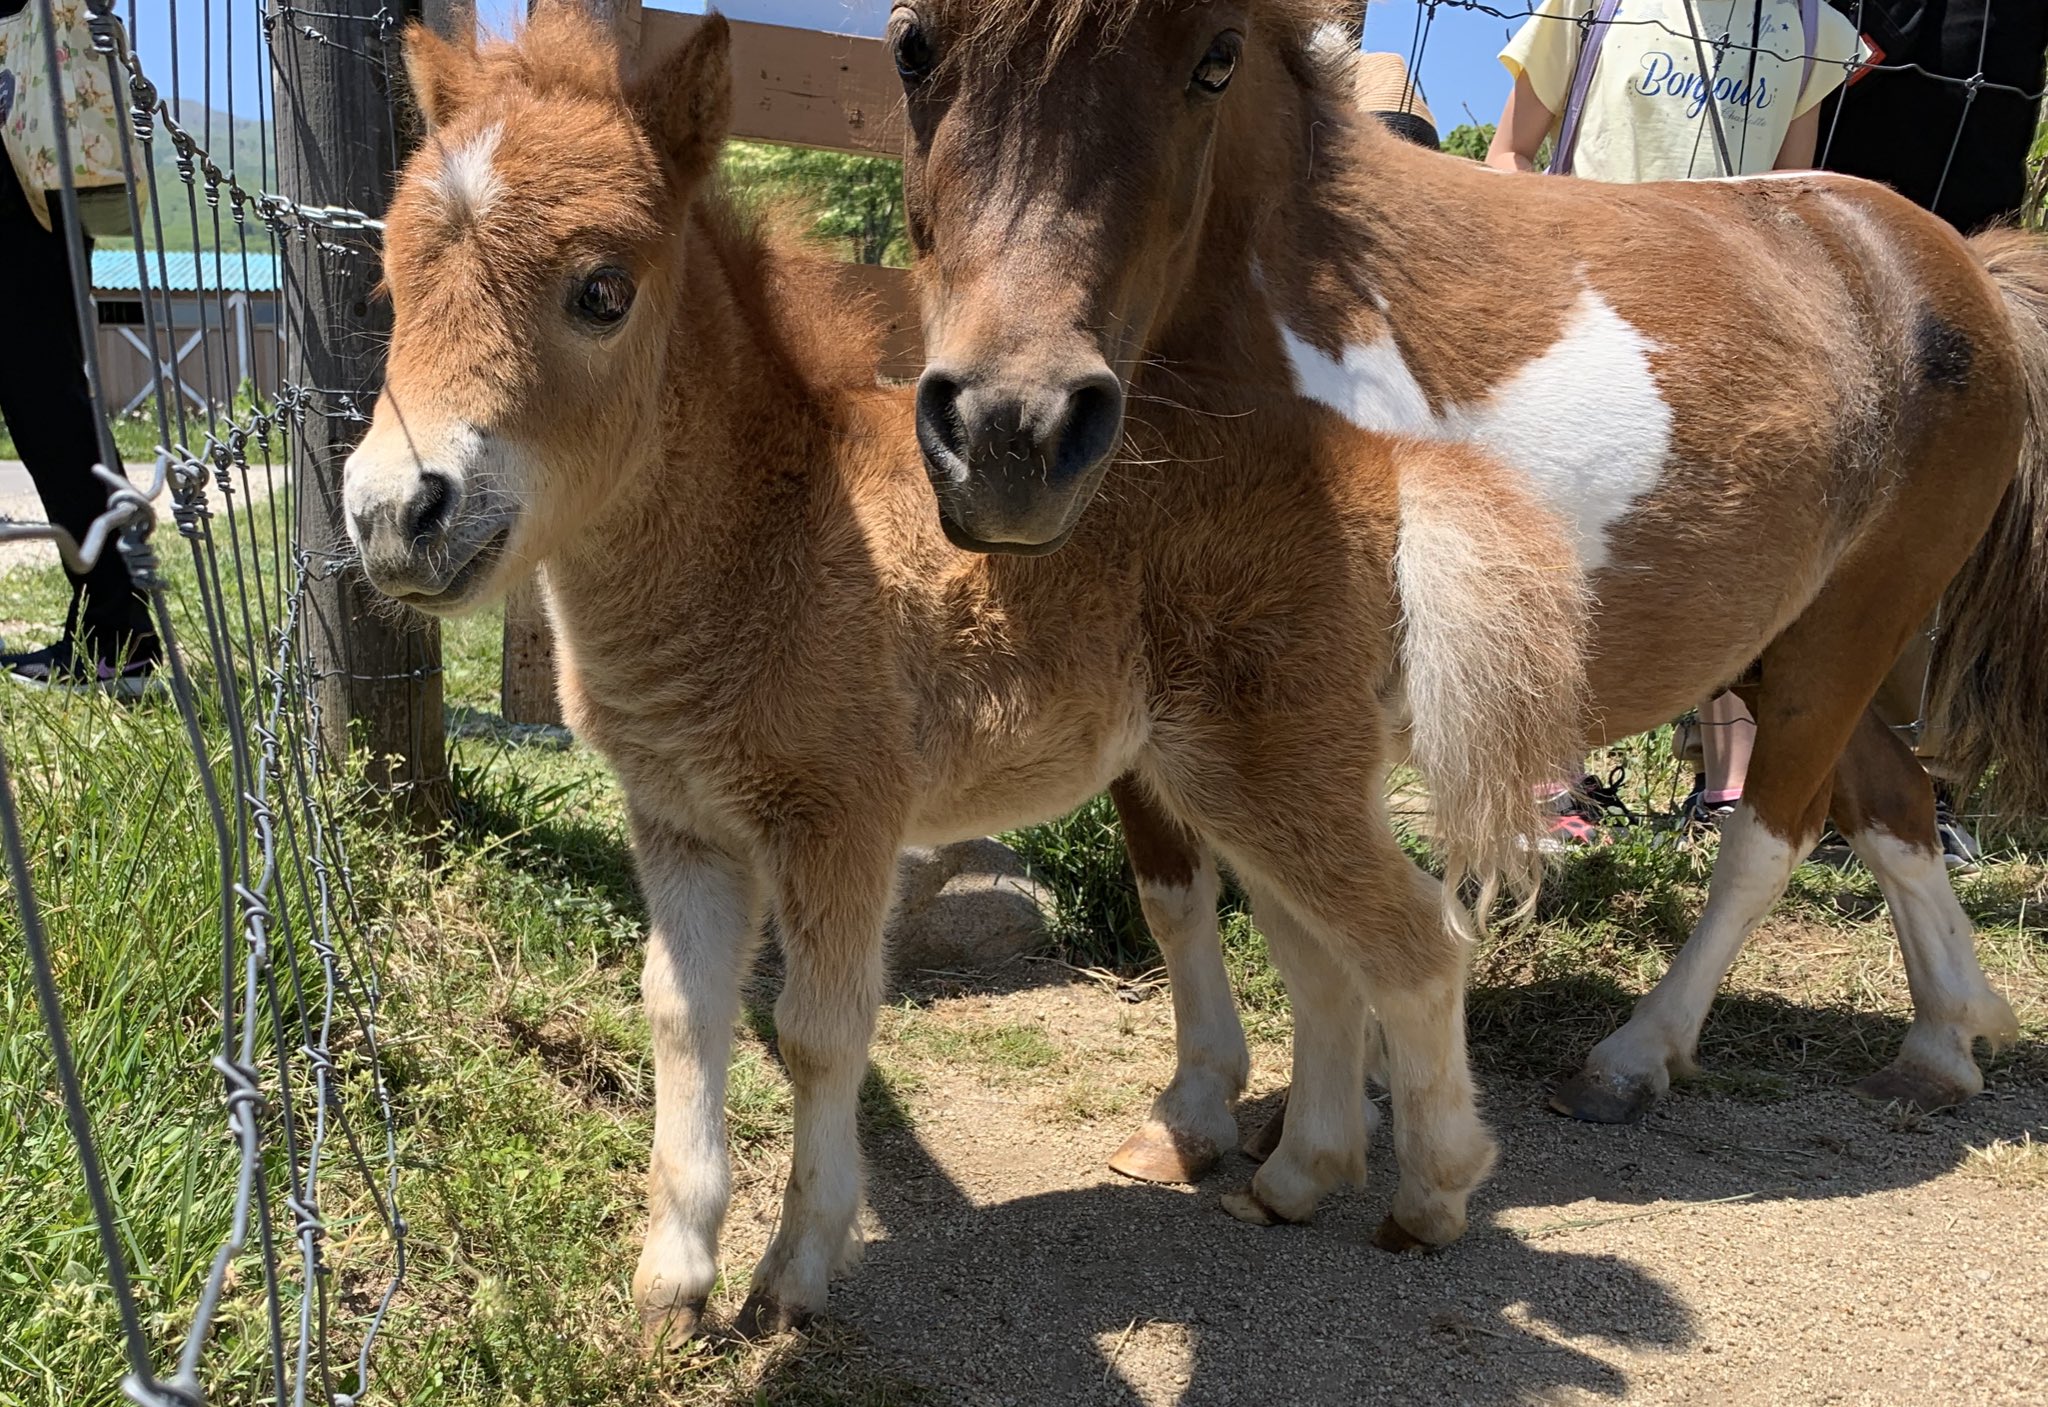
[1281,288,1673,573]
[431,122,505,223]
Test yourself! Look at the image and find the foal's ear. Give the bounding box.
[405,23,473,134]
[630,13,734,189]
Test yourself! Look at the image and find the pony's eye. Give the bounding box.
[1191,32,1241,95]
[893,20,936,84]
[572,268,635,328]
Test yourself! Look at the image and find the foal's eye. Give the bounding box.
[1191,31,1241,96]
[893,20,936,85]
[572,267,635,329]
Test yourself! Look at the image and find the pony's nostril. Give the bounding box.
[1053,372,1124,482]
[915,369,970,469]
[404,471,457,543]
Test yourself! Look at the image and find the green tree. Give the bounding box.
[721,140,910,267]
[1441,122,1496,162]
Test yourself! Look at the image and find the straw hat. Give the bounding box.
[1352,50,1435,127]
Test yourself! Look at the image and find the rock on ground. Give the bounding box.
[887,838,1056,975]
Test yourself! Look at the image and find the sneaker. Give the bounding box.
[4,636,163,700]
[1538,767,1635,851]
[1680,776,1738,836]
[1933,794,1981,875]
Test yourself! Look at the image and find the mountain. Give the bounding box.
[140,103,275,252]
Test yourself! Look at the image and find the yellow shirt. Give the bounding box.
[1500,0,1864,181]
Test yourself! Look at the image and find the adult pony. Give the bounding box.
[343,8,1589,1335]
[891,0,2048,1156]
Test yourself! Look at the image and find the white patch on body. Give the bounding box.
[1282,326,1435,431]
[431,122,504,221]
[1282,288,1674,572]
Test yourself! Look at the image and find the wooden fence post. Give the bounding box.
[275,0,449,818]
[497,0,642,728]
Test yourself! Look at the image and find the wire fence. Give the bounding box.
[1391,0,2040,213]
[2,1,423,1402]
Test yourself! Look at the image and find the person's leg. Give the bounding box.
[1697,690,1755,813]
[0,158,152,667]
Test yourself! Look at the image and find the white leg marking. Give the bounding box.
[1375,866,1494,1244]
[1135,862,1248,1157]
[1281,288,1672,572]
[749,862,892,1325]
[1237,897,1370,1222]
[1848,825,2019,1103]
[633,843,759,1337]
[1580,804,1801,1104]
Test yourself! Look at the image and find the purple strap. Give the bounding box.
[1548,0,1822,177]
[1549,0,1625,176]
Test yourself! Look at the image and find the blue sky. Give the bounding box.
[128,0,1517,151]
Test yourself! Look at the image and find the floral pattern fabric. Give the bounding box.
[0,0,144,232]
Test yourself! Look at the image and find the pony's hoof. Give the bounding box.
[638,1297,707,1353]
[1550,1070,1656,1124]
[1372,1215,1434,1255]
[1220,1187,1298,1227]
[1852,1064,1970,1114]
[733,1289,811,1340]
[1109,1122,1221,1185]
[1242,1097,1287,1163]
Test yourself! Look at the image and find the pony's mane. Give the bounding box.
[943,0,1348,82]
[697,195,888,397]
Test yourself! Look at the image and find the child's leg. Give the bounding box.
[1699,691,1756,804]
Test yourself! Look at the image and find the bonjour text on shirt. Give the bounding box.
[1500,0,1866,182]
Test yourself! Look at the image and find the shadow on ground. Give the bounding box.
[754,1074,1695,1406]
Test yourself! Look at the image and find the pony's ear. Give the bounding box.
[405,23,473,133]
[630,14,733,189]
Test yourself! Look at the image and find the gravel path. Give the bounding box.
[716,970,2046,1406]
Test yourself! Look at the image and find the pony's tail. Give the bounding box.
[1925,228,2048,812]
[1392,441,1591,932]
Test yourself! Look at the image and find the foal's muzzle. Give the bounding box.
[343,427,518,613]
[914,364,1124,554]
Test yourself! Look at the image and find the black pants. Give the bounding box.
[1820,0,2048,234]
[0,152,150,652]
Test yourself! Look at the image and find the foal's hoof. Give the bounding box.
[1372,1215,1435,1255]
[1242,1097,1288,1163]
[733,1289,811,1340]
[638,1297,708,1353]
[1109,1122,1221,1185]
[1549,1070,1656,1124]
[1220,1187,1298,1227]
[1851,1064,1970,1115]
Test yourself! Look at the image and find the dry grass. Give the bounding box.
[1960,1134,2048,1189]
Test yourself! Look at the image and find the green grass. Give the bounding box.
[0,388,283,465]
[5,522,2046,1404]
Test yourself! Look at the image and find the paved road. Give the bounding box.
[1,457,274,573]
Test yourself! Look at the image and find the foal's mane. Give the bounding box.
[945,0,1349,86]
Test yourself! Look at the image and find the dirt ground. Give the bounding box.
[707,961,2047,1407]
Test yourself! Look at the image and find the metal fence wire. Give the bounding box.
[0,0,2036,1403]
[2,0,418,1403]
